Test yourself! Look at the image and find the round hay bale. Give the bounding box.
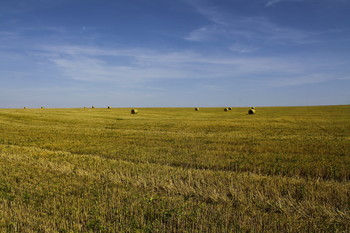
[83,106,87,108]
[195,107,199,111]
[23,107,27,109]
[228,107,232,110]
[41,106,44,109]
[131,109,138,114]
[224,108,229,111]
[248,109,256,114]
[91,106,95,109]
[107,106,111,109]
[251,107,255,109]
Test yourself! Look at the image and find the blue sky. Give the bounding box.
[0,0,349,108]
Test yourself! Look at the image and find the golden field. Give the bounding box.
[0,106,349,232]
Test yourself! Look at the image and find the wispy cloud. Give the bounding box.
[265,0,348,7]
[35,44,349,88]
[185,15,313,46]
[266,0,285,7]
[0,0,70,14]
[42,46,210,84]
[228,44,260,54]
[270,74,349,87]
[185,24,253,42]
[266,0,311,7]
[185,0,317,49]
[0,31,18,36]
[1,37,348,89]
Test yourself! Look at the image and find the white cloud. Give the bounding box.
[36,44,349,87]
[185,15,314,45]
[184,26,213,41]
[266,0,283,7]
[185,24,253,42]
[185,0,317,46]
[269,73,349,86]
[265,0,348,7]
[45,46,210,84]
[0,0,70,14]
[265,0,309,7]
[0,31,18,36]
[1,43,349,107]
[228,44,260,53]
[185,0,228,25]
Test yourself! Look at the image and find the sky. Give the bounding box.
[0,0,349,108]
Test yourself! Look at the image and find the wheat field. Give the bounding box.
[0,106,349,232]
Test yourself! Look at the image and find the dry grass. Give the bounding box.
[0,106,349,232]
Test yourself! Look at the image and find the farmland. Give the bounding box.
[0,106,349,232]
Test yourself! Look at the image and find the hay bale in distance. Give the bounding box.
[23,107,27,109]
[107,106,111,109]
[41,107,44,109]
[251,107,255,109]
[228,107,232,110]
[248,109,256,114]
[131,109,138,114]
[195,107,199,111]
[224,108,229,111]
[91,106,95,109]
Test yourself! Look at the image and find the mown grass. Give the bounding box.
[0,106,349,232]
